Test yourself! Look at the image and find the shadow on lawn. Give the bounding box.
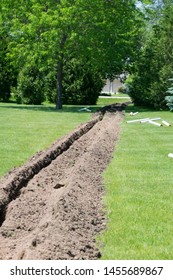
[1,101,166,115]
[0,102,101,113]
[125,104,162,113]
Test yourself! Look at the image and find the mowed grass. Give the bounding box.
[0,102,93,177]
[2,98,173,260]
[0,97,121,177]
[100,105,173,259]
[97,94,130,107]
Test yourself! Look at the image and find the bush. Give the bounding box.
[62,60,104,105]
[117,85,127,94]
[127,3,173,110]
[13,63,45,105]
[44,60,104,105]
[125,74,150,106]
[44,70,57,104]
[0,52,17,102]
[126,44,170,109]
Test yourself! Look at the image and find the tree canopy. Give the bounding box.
[127,0,173,110]
[0,0,143,108]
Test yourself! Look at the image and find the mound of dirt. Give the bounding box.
[0,109,124,260]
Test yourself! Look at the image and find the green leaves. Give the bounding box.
[128,1,173,109]
[0,0,143,107]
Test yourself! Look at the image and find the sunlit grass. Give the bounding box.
[0,97,124,177]
[0,102,92,176]
[97,93,130,107]
[100,105,173,259]
[1,99,173,259]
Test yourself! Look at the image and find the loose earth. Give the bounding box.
[0,108,124,260]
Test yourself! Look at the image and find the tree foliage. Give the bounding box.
[0,0,143,107]
[0,6,17,101]
[127,0,173,109]
[62,59,104,105]
[13,61,45,105]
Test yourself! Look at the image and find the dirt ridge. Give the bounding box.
[0,104,125,260]
[0,113,102,222]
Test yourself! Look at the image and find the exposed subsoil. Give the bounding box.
[0,104,125,260]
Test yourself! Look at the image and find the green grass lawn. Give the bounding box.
[1,98,173,260]
[0,102,93,177]
[99,105,173,259]
[97,93,130,107]
[0,97,118,177]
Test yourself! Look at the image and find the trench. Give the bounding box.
[0,113,103,227]
[0,103,127,260]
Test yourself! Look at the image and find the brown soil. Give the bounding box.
[0,104,124,260]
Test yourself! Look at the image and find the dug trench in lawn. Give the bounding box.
[0,104,125,260]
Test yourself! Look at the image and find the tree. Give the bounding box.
[13,59,45,105]
[0,4,17,101]
[37,0,142,109]
[44,58,104,105]
[62,58,104,105]
[127,0,173,109]
[1,0,143,108]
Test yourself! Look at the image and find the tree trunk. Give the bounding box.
[56,58,63,110]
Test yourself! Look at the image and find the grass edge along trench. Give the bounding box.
[0,103,92,177]
[99,106,173,260]
[0,95,130,177]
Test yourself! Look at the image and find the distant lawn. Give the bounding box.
[100,105,173,259]
[98,94,130,107]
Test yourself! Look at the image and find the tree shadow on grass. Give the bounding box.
[125,103,163,114]
[0,102,101,114]
[62,105,101,113]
